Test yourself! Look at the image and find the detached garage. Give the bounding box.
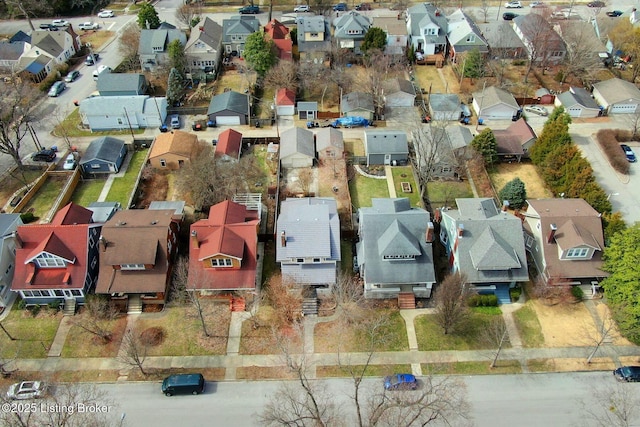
[554,87,600,118]
[207,90,249,125]
[592,78,640,115]
[472,86,520,120]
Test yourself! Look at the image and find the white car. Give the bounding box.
[78,21,99,30]
[524,105,548,116]
[97,10,115,18]
[505,1,522,7]
[294,4,310,12]
[51,19,69,27]
[530,1,546,7]
[63,153,77,170]
[6,381,47,400]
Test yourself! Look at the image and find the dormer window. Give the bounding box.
[35,253,66,268]
[211,258,233,267]
[121,263,145,270]
[426,28,437,36]
[566,248,589,259]
[383,254,416,260]
[466,34,475,42]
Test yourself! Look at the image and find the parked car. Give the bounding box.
[621,144,637,162]
[614,366,640,382]
[64,70,80,82]
[78,21,99,30]
[52,19,69,27]
[587,0,605,6]
[333,2,347,10]
[384,374,418,391]
[48,81,66,97]
[39,23,58,31]
[97,9,115,18]
[524,105,548,116]
[170,115,181,129]
[32,149,57,162]
[63,153,77,170]
[239,5,260,13]
[503,12,518,19]
[504,1,522,8]
[85,53,99,65]
[355,2,372,10]
[92,65,111,80]
[606,10,623,16]
[530,1,546,7]
[6,381,47,400]
[294,4,310,12]
[162,374,205,396]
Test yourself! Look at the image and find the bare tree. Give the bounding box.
[580,381,640,427]
[118,328,149,376]
[72,295,120,344]
[265,274,303,327]
[479,0,490,22]
[557,21,602,85]
[357,50,406,118]
[0,78,43,168]
[482,317,510,368]
[0,382,121,427]
[517,15,563,82]
[173,256,210,337]
[584,306,618,364]
[434,273,474,335]
[264,60,299,93]
[411,120,453,199]
[296,168,314,195]
[175,3,201,28]
[4,0,52,29]
[118,23,142,71]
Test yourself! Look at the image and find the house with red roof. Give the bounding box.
[275,88,295,116]
[264,19,292,60]
[188,200,260,293]
[11,203,101,310]
[215,128,242,162]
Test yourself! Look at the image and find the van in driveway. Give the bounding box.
[92,65,111,80]
[161,374,205,396]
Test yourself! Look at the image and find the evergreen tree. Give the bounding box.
[243,32,276,77]
[498,177,527,209]
[137,2,161,29]
[167,39,186,74]
[166,68,184,107]
[470,128,498,166]
[361,27,387,53]
[463,48,484,80]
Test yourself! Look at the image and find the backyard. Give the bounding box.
[71,177,107,207]
[426,180,474,208]
[0,169,42,207]
[348,170,389,209]
[104,149,148,207]
[490,162,552,200]
[20,175,68,220]
[391,166,421,207]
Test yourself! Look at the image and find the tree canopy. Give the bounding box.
[166,68,184,107]
[137,2,160,29]
[462,48,485,80]
[470,128,498,166]
[243,32,276,77]
[601,224,640,344]
[361,27,387,53]
[167,39,186,74]
[498,177,527,209]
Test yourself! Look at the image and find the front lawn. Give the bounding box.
[71,177,107,206]
[317,364,413,378]
[0,306,61,359]
[61,315,127,358]
[391,166,422,207]
[414,308,507,351]
[104,149,148,206]
[239,306,303,355]
[426,180,473,208]
[422,360,522,375]
[512,303,545,348]
[53,109,144,138]
[348,172,389,209]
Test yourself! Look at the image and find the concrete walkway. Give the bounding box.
[384,165,397,198]
[96,151,134,202]
[47,316,74,357]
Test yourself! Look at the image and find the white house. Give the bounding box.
[472,86,520,120]
[592,78,640,114]
[79,96,167,131]
[406,3,447,55]
[554,87,601,118]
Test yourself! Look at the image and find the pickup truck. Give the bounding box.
[78,22,99,30]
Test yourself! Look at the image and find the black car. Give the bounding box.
[587,0,605,6]
[503,12,518,20]
[614,366,640,382]
[606,10,623,16]
[39,23,58,31]
[31,149,57,162]
[239,5,260,13]
[84,53,100,65]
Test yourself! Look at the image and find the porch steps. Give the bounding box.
[127,294,142,314]
[62,298,76,316]
[398,292,416,309]
[231,297,246,312]
[302,288,318,316]
[495,285,512,305]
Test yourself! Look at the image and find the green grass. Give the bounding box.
[53,109,144,138]
[414,310,507,351]
[104,149,147,206]
[0,306,61,359]
[391,166,422,207]
[61,316,127,358]
[512,303,545,348]
[368,311,409,352]
[426,180,474,207]
[20,175,66,219]
[348,173,389,209]
[422,360,522,375]
[317,364,412,378]
[250,145,277,198]
[71,178,107,207]
[340,239,353,275]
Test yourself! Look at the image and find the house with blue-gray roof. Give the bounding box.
[333,11,371,53]
[222,15,260,56]
[437,198,529,304]
[356,198,436,304]
[297,15,330,61]
[97,73,147,96]
[207,90,249,125]
[406,3,447,55]
[79,95,167,131]
[446,9,488,62]
[138,25,187,71]
[79,136,127,175]
[276,198,341,291]
[363,130,408,166]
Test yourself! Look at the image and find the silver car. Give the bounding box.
[524,105,548,116]
[6,381,47,400]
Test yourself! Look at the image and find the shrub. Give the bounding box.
[29,305,41,317]
[571,286,584,301]
[48,301,60,311]
[139,327,166,346]
[20,212,36,224]
[17,299,26,310]
[595,129,630,175]
[468,294,499,307]
[510,286,522,302]
[513,59,526,66]
[498,177,527,209]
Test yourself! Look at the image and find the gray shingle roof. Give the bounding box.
[80,136,125,165]
[557,87,599,109]
[97,73,145,94]
[472,86,519,109]
[138,29,186,55]
[342,92,374,113]
[222,15,259,42]
[364,130,409,156]
[316,127,344,152]
[280,127,315,159]
[334,11,371,39]
[79,96,149,115]
[357,198,435,286]
[207,90,249,115]
[593,78,640,104]
[383,78,416,96]
[186,17,223,52]
[429,93,461,113]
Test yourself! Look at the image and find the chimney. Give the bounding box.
[425,222,435,243]
[13,231,23,249]
[99,235,107,252]
[434,208,442,223]
[191,229,199,248]
[280,231,287,247]
[457,223,465,238]
[502,200,510,212]
[547,223,557,244]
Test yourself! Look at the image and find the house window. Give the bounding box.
[525,235,534,248]
[426,28,437,36]
[121,264,146,270]
[35,253,66,268]
[566,248,589,258]
[466,34,475,42]
[117,118,123,125]
[210,258,233,267]
[296,258,305,263]
[313,258,321,263]
[71,290,82,296]
[5,264,12,275]
[160,159,167,167]
[91,163,101,169]
[536,221,541,230]
[54,290,64,297]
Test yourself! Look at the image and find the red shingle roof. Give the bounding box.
[276,88,295,106]
[265,19,289,40]
[215,129,242,158]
